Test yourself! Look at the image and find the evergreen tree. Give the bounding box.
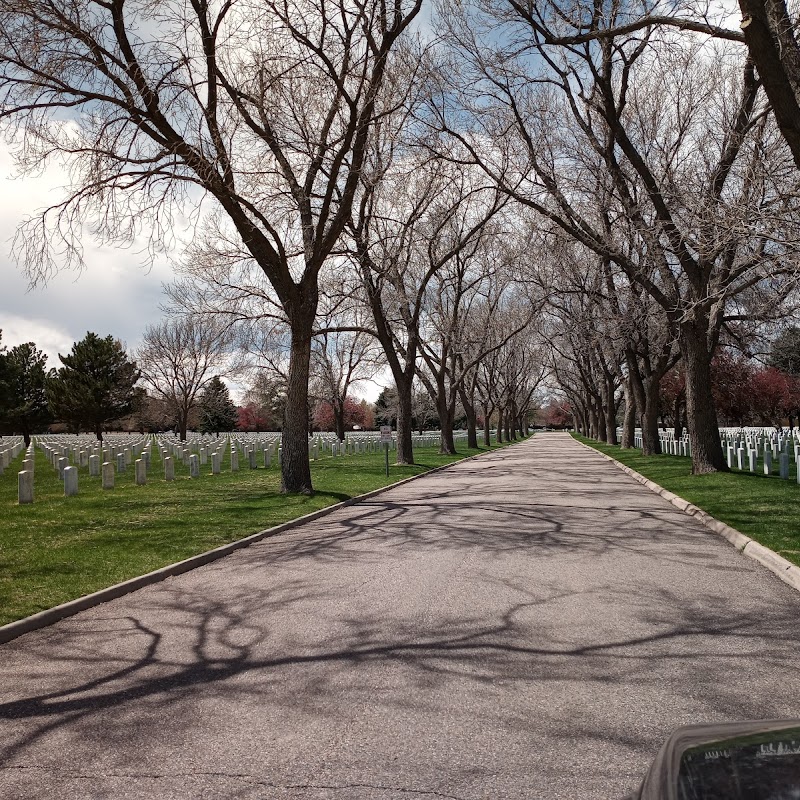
[199,376,237,433]
[0,340,53,447]
[768,327,800,377]
[47,332,140,441]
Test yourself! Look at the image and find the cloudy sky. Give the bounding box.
[0,140,176,370]
[0,140,387,402]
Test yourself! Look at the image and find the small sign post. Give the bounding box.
[380,425,392,477]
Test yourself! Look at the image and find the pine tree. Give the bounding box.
[769,327,800,377]
[0,340,53,447]
[47,332,140,441]
[199,376,237,433]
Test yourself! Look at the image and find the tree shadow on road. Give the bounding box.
[1,575,798,772]
[2,439,799,795]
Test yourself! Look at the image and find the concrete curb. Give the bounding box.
[574,437,800,595]
[0,438,527,645]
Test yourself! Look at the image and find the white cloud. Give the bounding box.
[0,314,73,367]
[0,139,177,363]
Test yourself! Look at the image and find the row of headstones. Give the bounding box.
[148,436,292,476]
[659,437,689,457]
[18,446,240,503]
[0,438,26,476]
[629,429,800,482]
[18,432,279,503]
[17,436,152,502]
[724,444,800,482]
[632,434,691,456]
[719,431,799,459]
[157,436,283,472]
[39,438,150,474]
[18,435,280,503]
[16,428,462,504]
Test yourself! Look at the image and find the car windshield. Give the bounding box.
[678,728,800,800]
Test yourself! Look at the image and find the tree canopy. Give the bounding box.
[199,377,237,434]
[0,335,52,446]
[46,332,140,441]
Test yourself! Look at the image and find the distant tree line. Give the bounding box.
[0,329,243,443]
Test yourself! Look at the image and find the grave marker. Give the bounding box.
[18,470,33,504]
[64,466,78,496]
[102,462,115,489]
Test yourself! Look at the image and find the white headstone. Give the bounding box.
[135,459,146,485]
[18,470,34,504]
[102,461,115,489]
[64,466,78,496]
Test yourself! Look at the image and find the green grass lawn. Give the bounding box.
[574,434,800,569]
[0,436,525,626]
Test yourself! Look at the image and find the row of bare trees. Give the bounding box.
[428,0,800,473]
[6,0,800,489]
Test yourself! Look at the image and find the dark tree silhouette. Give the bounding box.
[0,337,52,446]
[47,333,139,441]
[199,377,237,434]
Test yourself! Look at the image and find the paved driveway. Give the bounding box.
[1,432,799,799]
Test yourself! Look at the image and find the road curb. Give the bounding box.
[0,438,528,645]
[574,438,800,595]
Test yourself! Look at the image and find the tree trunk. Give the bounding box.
[95,423,103,443]
[438,390,457,454]
[680,320,727,474]
[497,408,504,442]
[605,376,618,445]
[588,406,598,439]
[482,405,493,446]
[395,377,414,465]
[459,387,479,449]
[596,399,607,443]
[629,363,661,456]
[23,431,31,448]
[334,401,346,442]
[466,410,478,449]
[641,391,661,456]
[621,379,636,448]
[281,318,314,493]
[577,402,589,436]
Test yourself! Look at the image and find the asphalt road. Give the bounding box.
[2,432,799,800]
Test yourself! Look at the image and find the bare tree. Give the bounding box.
[502,0,800,173]
[540,233,680,453]
[136,316,232,441]
[350,147,508,461]
[310,302,382,441]
[434,3,800,472]
[0,0,421,492]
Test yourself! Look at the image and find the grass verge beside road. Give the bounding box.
[0,438,522,626]
[574,434,800,569]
